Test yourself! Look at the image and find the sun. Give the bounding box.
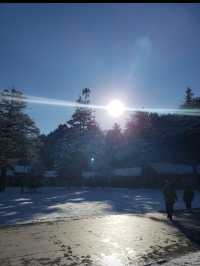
[107,99,125,117]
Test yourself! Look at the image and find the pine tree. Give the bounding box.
[67,88,97,132]
[180,87,200,109]
[104,123,123,167]
[53,88,100,183]
[184,87,194,107]
[181,87,194,108]
[0,88,40,191]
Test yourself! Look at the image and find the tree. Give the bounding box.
[178,120,200,187]
[0,88,40,191]
[67,88,98,132]
[181,87,200,109]
[105,123,123,166]
[185,87,193,106]
[123,112,192,167]
[39,124,70,170]
[52,88,100,184]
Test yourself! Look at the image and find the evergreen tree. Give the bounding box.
[53,88,100,183]
[0,88,40,191]
[185,87,193,106]
[67,88,97,132]
[181,87,200,108]
[102,123,124,177]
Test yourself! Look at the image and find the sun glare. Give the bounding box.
[107,99,125,117]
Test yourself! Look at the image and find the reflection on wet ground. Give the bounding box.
[0,213,198,266]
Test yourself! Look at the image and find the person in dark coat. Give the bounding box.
[183,184,194,210]
[163,180,177,221]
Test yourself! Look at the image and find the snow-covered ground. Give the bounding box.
[0,187,199,225]
[153,251,200,266]
[0,187,200,266]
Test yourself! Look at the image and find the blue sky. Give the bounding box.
[1,3,200,134]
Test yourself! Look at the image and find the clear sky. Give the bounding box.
[1,3,200,134]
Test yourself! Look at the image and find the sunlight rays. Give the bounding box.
[1,93,200,117]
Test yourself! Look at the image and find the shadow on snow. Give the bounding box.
[0,187,199,226]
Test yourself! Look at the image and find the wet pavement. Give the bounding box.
[0,212,199,266]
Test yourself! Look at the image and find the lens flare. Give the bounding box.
[107,99,125,117]
[0,94,105,110]
[1,93,200,117]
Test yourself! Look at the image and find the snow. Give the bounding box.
[43,170,57,178]
[153,251,200,265]
[113,167,142,176]
[83,163,200,179]
[0,187,199,226]
[0,187,200,265]
[151,163,194,175]
[82,167,142,179]
[7,165,31,176]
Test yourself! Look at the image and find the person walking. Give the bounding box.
[163,180,177,221]
[183,184,194,210]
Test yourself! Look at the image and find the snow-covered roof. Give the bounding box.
[113,167,142,177]
[44,170,57,178]
[82,171,95,179]
[151,163,194,175]
[82,168,142,178]
[6,165,31,175]
[14,165,31,173]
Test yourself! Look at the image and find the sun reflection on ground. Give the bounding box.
[100,254,124,266]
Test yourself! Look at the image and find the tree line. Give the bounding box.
[0,87,200,190]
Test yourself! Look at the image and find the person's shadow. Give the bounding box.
[172,209,200,247]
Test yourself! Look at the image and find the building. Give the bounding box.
[42,170,59,185]
[5,164,31,186]
[82,163,200,188]
[82,167,143,187]
[147,163,199,187]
